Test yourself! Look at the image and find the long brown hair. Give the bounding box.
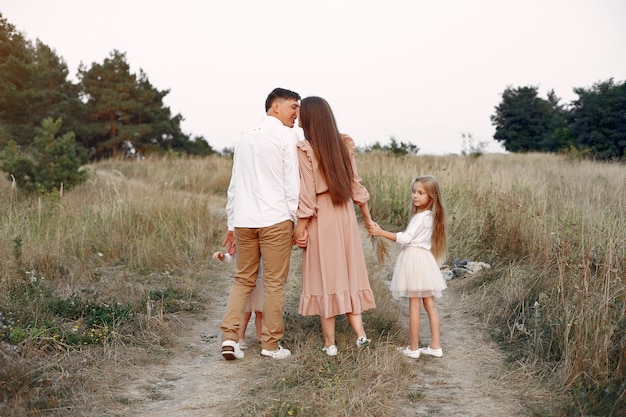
[410,175,447,264]
[299,96,352,204]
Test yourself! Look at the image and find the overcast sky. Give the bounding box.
[2,0,625,154]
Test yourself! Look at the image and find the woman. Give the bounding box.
[294,96,377,356]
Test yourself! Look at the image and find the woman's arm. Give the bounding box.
[358,202,379,230]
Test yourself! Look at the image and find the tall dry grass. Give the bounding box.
[1,155,231,279]
[360,151,626,415]
[0,155,233,415]
[0,151,623,416]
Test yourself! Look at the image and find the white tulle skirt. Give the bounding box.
[390,246,447,298]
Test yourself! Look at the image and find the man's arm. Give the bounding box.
[283,133,300,223]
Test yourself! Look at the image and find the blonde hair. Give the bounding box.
[409,175,447,264]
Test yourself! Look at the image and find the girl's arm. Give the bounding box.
[211,251,233,262]
[369,224,396,242]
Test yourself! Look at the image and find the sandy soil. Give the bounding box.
[110,239,558,417]
[392,284,554,416]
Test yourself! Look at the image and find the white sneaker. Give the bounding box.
[221,340,244,360]
[322,345,338,356]
[398,346,420,359]
[260,345,292,359]
[356,336,371,348]
[419,346,443,357]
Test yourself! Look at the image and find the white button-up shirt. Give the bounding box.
[226,116,300,230]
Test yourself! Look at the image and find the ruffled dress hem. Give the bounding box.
[298,289,376,318]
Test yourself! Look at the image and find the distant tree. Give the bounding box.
[568,79,626,160]
[1,15,218,159]
[220,146,234,157]
[0,15,32,146]
[389,137,419,156]
[0,120,9,146]
[542,90,572,152]
[29,42,88,143]
[365,141,384,152]
[365,136,419,156]
[1,117,88,193]
[0,14,86,148]
[491,86,565,152]
[171,135,216,156]
[77,50,196,158]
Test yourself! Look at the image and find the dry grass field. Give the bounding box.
[0,152,624,416]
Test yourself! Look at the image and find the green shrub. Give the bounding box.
[1,117,88,194]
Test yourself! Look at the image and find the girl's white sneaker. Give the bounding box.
[419,346,443,357]
[398,346,420,359]
[322,345,338,356]
[356,336,371,347]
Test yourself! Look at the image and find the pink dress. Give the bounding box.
[297,135,376,318]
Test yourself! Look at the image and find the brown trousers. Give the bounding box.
[220,220,293,351]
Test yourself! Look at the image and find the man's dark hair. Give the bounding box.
[265,88,301,112]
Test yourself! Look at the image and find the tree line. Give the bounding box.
[0,14,219,192]
[0,15,215,159]
[1,12,623,193]
[491,80,626,160]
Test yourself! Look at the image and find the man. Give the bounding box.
[220,88,301,360]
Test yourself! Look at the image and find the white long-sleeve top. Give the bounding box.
[226,116,300,230]
[395,210,433,250]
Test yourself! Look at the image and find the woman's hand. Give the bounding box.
[294,227,309,248]
[368,223,382,236]
[294,218,309,248]
[364,219,380,234]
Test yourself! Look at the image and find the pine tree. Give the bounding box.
[78,50,190,158]
[1,117,88,193]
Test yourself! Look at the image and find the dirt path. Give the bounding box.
[108,276,259,417]
[112,241,555,417]
[394,283,546,416]
[380,240,555,416]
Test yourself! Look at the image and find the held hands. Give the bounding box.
[212,251,226,261]
[211,231,235,263]
[367,222,382,236]
[212,251,232,263]
[292,218,379,248]
[293,227,309,249]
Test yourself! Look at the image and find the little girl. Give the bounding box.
[212,251,263,349]
[369,175,447,359]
